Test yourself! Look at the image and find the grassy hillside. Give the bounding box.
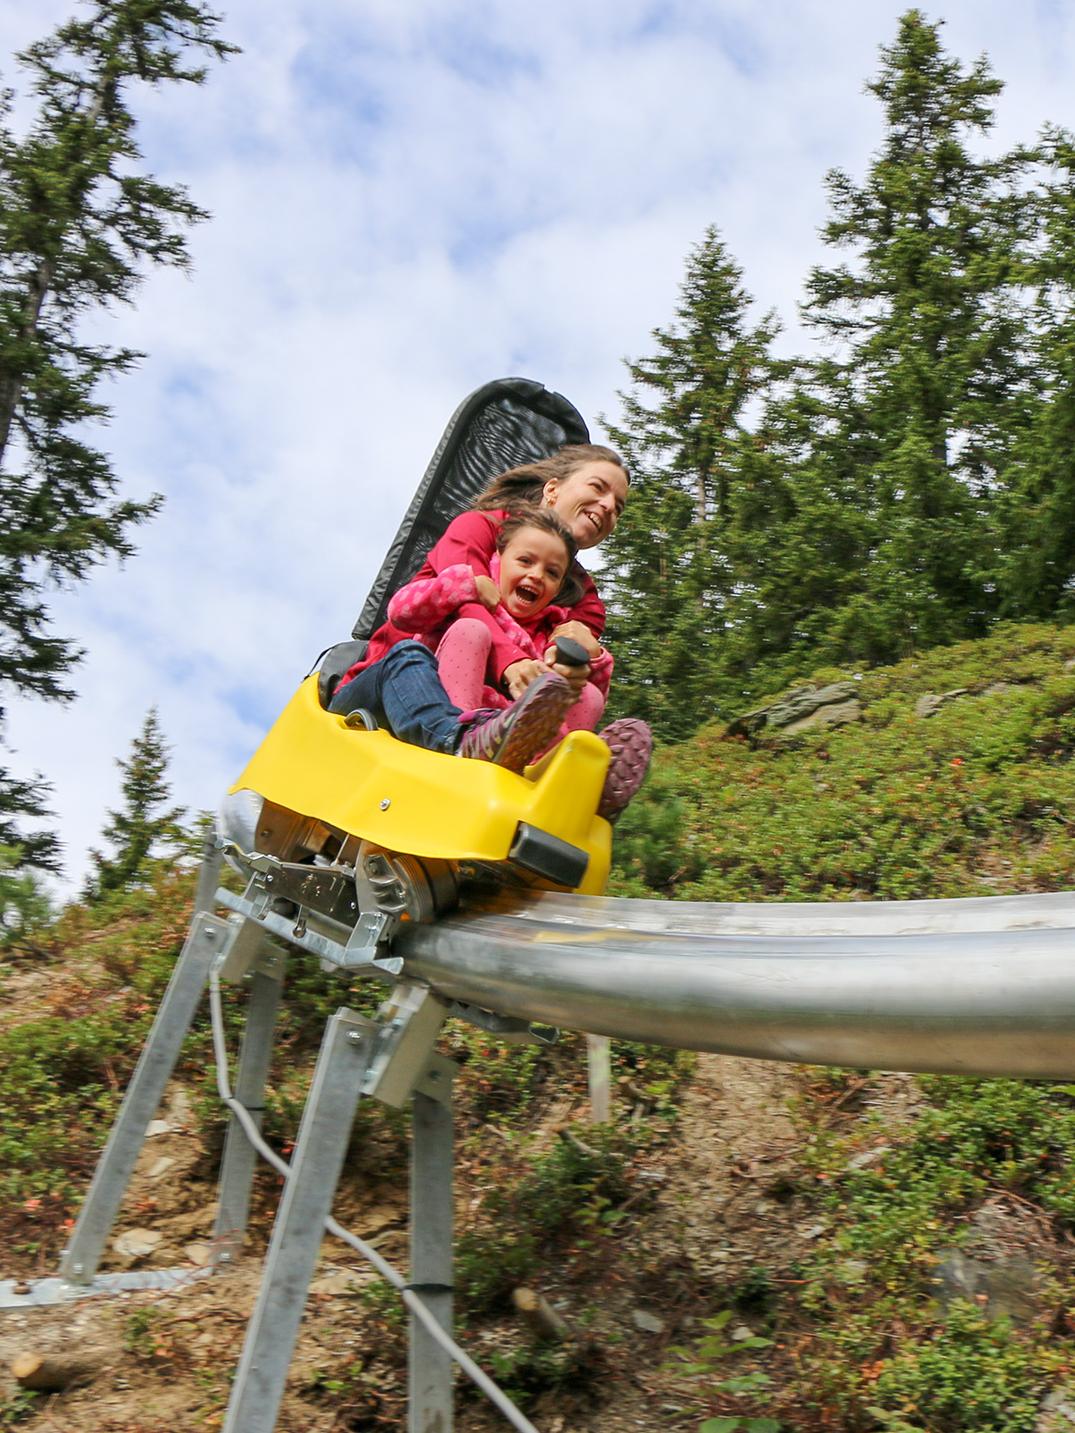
[0,865,693,1431]
[605,621,1075,1431]
[1,621,1075,1430]
[612,621,1075,904]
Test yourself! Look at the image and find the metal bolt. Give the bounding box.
[72,1263,84,1276]
[379,798,391,811]
[347,1030,364,1045]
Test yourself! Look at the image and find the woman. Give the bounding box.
[330,445,649,818]
[463,444,628,690]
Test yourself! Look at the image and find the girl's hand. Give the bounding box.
[503,658,549,699]
[548,620,601,661]
[472,572,500,612]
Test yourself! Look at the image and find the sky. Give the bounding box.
[3,0,1075,894]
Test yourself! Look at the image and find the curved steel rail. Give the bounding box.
[396,888,1075,1078]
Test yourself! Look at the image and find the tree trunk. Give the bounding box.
[512,1288,572,1343]
[0,260,51,472]
[10,1345,111,1392]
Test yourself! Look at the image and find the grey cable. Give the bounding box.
[207,970,540,1433]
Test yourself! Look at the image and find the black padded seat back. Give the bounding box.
[352,377,589,644]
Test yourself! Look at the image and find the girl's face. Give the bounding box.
[498,526,570,620]
[542,460,628,549]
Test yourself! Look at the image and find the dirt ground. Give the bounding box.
[0,1049,831,1433]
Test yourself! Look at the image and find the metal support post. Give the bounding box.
[222,1008,379,1433]
[60,910,233,1285]
[409,1083,455,1433]
[194,838,225,916]
[365,983,450,1108]
[214,942,288,1256]
[586,1034,611,1123]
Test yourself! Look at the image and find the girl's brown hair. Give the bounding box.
[473,443,628,514]
[495,505,582,607]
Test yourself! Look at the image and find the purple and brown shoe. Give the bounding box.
[458,674,574,774]
[595,718,653,820]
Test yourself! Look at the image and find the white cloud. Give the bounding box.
[2,0,1074,891]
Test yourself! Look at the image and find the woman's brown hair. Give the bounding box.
[495,506,583,607]
[473,443,628,513]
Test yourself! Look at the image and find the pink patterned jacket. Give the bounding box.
[388,563,613,704]
[335,509,608,695]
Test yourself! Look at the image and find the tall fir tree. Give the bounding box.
[995,128,1075,619]
[602,227,783,738]
[793,9,1039,664]
[84,708,184,900]
[0,1,234,868]
[707,368,876,701]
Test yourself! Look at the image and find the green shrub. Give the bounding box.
[805,1078,1075,1287]
[611,764,704,894]
[667,1309,781,1432]
[792,1071,1075,1423]
[487,1337,596,1411]
[610,622,1075,905]
[868,1301,1049,1432]
[444,1024,554,1127]
[458,1132,623,1315]
[0,1389,39,1429]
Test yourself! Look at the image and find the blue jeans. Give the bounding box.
[327,641,464,754]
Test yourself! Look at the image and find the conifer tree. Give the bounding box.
[795,9,1038,663]
[707,370,874,700]
[0,768,60,870]
[0,842,53,952]
[602,228,783,737]
[0,1,234,864]
[995,128,1075,619]
[84,708,184,900]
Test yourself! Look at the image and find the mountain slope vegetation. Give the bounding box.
[2,625,1075,1430]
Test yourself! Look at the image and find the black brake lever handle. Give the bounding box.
[553,636,590,668]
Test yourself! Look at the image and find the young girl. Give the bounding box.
[386,508,613,737]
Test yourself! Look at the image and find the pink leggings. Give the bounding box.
[435,618,605,734]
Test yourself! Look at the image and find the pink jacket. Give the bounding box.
[335,509,609,693]
[388,563,613,698]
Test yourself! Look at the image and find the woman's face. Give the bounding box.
[542,461,628,549]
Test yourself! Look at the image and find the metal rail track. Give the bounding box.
[396,888,1075,1078]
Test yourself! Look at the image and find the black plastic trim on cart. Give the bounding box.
[508,822,589,888]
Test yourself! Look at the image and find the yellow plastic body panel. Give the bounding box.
[230,676,611,894]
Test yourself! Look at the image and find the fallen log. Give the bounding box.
[512,1287,571,1343]
[10,1347,110,1392]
